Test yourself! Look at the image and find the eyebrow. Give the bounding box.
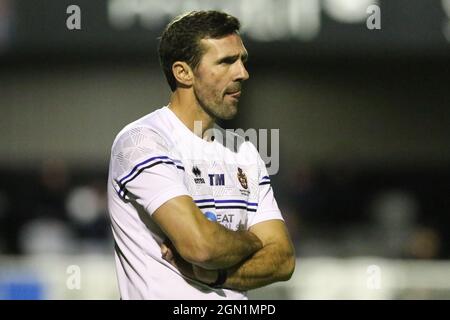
[217,52,249,64]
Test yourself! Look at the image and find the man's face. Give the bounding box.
[192,33,249,120]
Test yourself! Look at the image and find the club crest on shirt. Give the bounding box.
[237,167,248,190]
[192,166,205,184]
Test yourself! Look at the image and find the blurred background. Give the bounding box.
[1,0,450,299]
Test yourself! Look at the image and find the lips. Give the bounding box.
[226,91,241,98]
[225,84,242,96]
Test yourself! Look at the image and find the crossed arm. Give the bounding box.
[204,219,295,291]
[152,195,296,290]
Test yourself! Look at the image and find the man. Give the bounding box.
[107,10,295,300]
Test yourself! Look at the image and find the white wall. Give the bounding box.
[2,255,450,299]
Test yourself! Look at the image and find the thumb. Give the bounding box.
[161,243,168,256]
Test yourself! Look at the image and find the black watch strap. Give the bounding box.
[209,269,227,288]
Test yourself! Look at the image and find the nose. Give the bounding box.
[235,60,249,82]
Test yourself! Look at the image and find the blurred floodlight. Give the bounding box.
[371,190,418,229]
[323,0,379,23]
[66,186,101,226]
[19,219,75,255]
[107,0,326,41]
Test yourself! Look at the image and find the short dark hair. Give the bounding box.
[158,10,241,92]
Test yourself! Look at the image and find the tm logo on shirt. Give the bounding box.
[208,174,225,186]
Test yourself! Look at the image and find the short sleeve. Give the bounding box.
[247,151,284,228]
[109,126,190,215]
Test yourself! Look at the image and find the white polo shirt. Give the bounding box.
[107,106,283,300]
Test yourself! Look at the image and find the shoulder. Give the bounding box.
[109,108,177,178]
[111,107,171,154]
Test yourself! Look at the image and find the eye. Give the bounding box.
[218,54,241,65]
[220,57,236,65]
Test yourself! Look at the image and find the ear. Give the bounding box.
[172,61,194,88]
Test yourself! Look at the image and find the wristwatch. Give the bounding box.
[209,269,227,288]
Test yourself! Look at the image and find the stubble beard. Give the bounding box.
[194,86,238,121]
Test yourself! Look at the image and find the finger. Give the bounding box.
[161,243,168,256]
[165,247,174,261]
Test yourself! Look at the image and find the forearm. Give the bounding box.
[184,218,296,290]
[153,195,263,270]
[221,243,295,291]
[197,223,263,270]
[170,222,295,289]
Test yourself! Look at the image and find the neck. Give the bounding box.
[168,88,216,139]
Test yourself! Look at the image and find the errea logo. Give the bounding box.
[192,166,205,184]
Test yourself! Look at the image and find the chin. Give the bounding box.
[220,106,238,120]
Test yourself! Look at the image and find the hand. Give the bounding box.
[161,239,195,279]
[192,265,219,285]
[161,239,218,285]
[160,240,174,261]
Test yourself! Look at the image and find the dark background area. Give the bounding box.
[0,0,449,261]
